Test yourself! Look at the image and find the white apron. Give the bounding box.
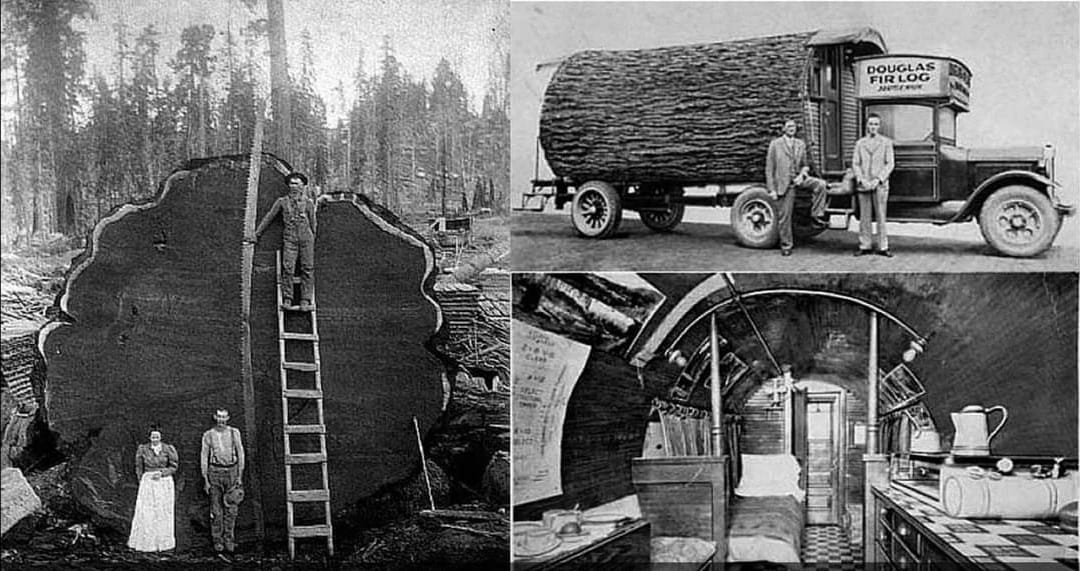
[127,471,176,552]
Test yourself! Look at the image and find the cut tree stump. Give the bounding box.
[39,154,447,550]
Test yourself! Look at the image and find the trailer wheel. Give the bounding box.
[731,187,779,248]
[977,185,1060,257]
[639,188,685,232]
[571,180,622,238]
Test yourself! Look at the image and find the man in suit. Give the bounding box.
[765,119,828,256]
[852,113,895,257]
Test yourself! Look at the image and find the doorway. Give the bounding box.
[817,47,844,173]
[803,392,846,525]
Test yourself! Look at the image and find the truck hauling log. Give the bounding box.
[523,27,1073,257]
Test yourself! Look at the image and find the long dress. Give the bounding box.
[128,443,178,552]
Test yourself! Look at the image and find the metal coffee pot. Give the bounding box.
[950,405,1008,456]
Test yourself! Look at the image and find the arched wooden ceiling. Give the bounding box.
[629,273,1077,457]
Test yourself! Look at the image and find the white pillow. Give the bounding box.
[735,454,804,501]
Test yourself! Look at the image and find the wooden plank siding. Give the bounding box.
[841,63,860,172]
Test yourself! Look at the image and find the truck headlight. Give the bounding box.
[1041,143,1056,182]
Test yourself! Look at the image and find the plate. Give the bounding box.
[557,531,591,542]
[514,536,561,558]
[582,512,625,524]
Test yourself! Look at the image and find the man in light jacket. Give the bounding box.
[765,119,828,256]
[852,113,895,257]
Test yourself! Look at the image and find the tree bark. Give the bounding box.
[267,0,292,157]
[40,155,447,549]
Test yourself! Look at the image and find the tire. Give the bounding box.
[730,187,779,248]
[977,185,1060,257]
[571,180,622,238]
[639,187,685,233]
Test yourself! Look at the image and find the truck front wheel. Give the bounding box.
[571,180,623,238]
[977,185,1060,257]
[731,187,779,248]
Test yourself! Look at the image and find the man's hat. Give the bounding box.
[286,172,308,185]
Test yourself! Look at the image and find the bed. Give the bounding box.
[727,453,806,563]
[630,453,807,566]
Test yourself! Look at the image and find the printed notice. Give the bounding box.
[512,320,591,505]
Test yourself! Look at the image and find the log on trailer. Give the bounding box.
[38,154,447,550]
[539,29,884,184]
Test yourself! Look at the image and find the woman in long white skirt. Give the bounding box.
[128,427,178,552]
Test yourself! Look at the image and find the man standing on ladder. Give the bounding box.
[251,172,317,311]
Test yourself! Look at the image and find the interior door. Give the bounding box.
[820,47,843,172]
[804,393,844,525]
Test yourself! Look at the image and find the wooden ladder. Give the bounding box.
[275,251,334,559]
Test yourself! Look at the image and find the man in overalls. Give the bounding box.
[252,172,317,310]
[200,408,245,553]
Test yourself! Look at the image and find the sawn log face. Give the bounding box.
[539,33,814,184]
[41,156,446,549]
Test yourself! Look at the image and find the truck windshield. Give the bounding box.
[865,104,934,142]
[938,107,956,143]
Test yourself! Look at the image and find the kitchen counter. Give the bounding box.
[874,483,1077,570]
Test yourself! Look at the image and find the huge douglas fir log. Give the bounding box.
[40,155,446,549]
[540,33,814,184]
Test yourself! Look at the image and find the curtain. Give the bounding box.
[791,387,809,490]
[653,398,711,456]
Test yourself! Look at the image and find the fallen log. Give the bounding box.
[539,29,883,184]
[419,509,504,522]
[1,467,42,536]
[39,154,447,550]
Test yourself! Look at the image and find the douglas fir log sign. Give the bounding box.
[39,154,446,549]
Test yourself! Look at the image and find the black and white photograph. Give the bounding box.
[4,0,1080,569]
[1,0,509,567]
[511,271,1078,567]
[510,2,1078,271]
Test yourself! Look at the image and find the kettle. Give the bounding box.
[910,426,942,453]
[950,405,1008,456]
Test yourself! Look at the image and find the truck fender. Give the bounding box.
[950,170,1060,222]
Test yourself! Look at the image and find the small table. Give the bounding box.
[515,519,651,569]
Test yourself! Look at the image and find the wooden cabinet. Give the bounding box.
[516,520,651,570]
[873,488,965,569]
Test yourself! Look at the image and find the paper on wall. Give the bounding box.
[512,320,591,505]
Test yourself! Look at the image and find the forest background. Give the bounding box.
[1,0,510,245]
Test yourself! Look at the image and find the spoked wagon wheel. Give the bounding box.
[639,186,685,233]
[977,185,1060,257]
[571,180,623,238]
[730,187,779,248]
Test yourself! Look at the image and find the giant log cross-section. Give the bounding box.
[39,154,447,549]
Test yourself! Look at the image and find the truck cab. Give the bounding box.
[829,54,1072,256]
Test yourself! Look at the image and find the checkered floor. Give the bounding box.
[802,525,863,570]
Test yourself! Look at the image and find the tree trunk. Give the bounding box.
[40,155,447,549]
[267,0,292,157]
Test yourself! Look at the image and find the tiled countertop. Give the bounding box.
[876,483,1078,570]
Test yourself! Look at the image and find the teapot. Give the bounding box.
[950,405,1008,456]
[909,426,942,453]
